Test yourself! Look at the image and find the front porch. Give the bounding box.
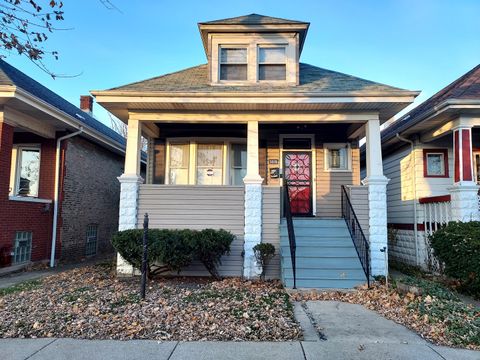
[115,116,389,285]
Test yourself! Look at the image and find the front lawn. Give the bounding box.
[0,264,301,341]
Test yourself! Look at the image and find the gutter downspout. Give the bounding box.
[395,133,419,266]
[50,127,83,267]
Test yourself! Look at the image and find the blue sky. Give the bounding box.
[6,0,480,126]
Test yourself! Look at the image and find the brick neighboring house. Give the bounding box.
[0,60,132,271]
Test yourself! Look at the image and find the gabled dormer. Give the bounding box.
[198,14,309,86]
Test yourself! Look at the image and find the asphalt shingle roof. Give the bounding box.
[0,60,126,147]
[199,13,308,25]
[382,64,480,141]
[109,63,406,94]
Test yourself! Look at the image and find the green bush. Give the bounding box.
[429,221,480,297]
[111,228,234,278]
[253,243,276,280]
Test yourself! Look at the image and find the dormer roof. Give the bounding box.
[198,13,310,56]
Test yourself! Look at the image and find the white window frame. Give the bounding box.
[258,45,287,82]
[425,152,446,177]
[165,138,246,186]
[323,143,352,172]
[9,144,41,198]
[218,46,249,82]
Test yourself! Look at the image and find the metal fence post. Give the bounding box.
[140,213,149,299]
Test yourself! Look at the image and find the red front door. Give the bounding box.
[283,152,313,216]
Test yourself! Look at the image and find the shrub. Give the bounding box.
[111,228,234,278]
[429,221,480,298]
[253,243,276,280]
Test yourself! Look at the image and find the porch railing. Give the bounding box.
[419,195,451,237]
[283,183,297,289]
[341,185,370,287]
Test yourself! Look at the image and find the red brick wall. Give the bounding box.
[0,123,56,267]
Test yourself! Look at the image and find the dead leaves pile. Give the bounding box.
[0,265,301,341]
[290,283,480,350]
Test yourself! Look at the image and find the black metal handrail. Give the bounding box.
[283,183,297,289]
[341,185,370,287]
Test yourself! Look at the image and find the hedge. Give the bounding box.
[429,221,480,297]
[111,228,234,279]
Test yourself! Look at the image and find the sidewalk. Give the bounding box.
[2,338,479,360]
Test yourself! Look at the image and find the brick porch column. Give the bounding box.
[363,118,389,277]
[243,120,263,279]
[449,126,480,221]
[117,118,143,276]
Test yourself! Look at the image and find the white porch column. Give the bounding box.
[117,118,144,276]
[363,118,389,277]
[449,125,479,221]
[243,120,264,279]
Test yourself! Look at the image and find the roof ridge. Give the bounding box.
[108,64,207,91]
[199,13,308,25]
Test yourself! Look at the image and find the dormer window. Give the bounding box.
[219,47,248,81]
[258,47,286,81]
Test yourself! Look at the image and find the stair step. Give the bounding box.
[281,218,346,226]
[280,242,354,248]
[282,278,367,289]
[280,247,358,257]
[281,229,351,237]
[281,257,362,269]
[281,268,366,279]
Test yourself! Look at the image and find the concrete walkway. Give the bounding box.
[1,338,479,360]
[2,301,479,360]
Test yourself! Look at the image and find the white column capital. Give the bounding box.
[118,174,144,184]
[362,175,389,186]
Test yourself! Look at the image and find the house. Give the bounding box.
[0,60,130,272]
[363,64,480,270]
[93,14,418,288]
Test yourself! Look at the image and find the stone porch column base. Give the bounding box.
[449,183,480,222]
[362,175,390,277]
[243,178,263,279]
[116,174,143,277]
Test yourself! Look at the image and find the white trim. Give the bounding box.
[323,142,352,172]
[424,151,446,176]
[279,134,317,216]
[165,137,246,186]
[9,196,52,204]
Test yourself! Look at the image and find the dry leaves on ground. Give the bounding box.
[0,264,301,341]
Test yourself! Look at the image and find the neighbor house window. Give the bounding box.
[258,47,286,81]
[219,47,248,81]
[324,143,350,171]
[10,146,41,197]
[230,144,247,185]
[85,224,98,257]
[168,143,190,184]
[423,149,448,178]
[13,231,32,264]
[196,144,224,185]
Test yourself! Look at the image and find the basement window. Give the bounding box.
[13,231,32,264]
[85,224,98,257]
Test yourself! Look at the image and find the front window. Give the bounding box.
[10,146,41,197]
[423,149,448,178]
[196,144,224,185]
[168,143,190,185]
[258,47,286,81]
[219,47,248,81]
[324,144,350,171]
[230,144,247,185]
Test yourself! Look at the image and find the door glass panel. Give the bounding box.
[231,144,247,185]
[196,144,223,185]
[284,152,312,215]
[169,143,189,184]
